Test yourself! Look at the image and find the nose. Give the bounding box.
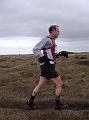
[58,31,60,35]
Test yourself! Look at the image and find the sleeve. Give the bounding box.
[33,38,49,58]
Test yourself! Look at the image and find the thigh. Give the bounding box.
[38,76,48,86]
[51,76,62,86]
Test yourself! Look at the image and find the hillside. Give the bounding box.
[0,53,89,120]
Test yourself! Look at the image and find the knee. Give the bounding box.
[37,84,42,89]
[56,79,62,88]
[58,77,63,86]
[59,80,62,87]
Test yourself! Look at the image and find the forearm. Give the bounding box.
[33,47,44,58]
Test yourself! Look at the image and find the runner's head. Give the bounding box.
[49,25,60,38]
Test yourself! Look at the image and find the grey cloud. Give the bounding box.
[0,0,89,40]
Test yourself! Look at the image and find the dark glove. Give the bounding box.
[56,52,60,58]
[38,56,50,63]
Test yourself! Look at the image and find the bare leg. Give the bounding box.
[51,76,62,97]
[32,76,48,96]
[27,76,48,109]
[51,76,63,110]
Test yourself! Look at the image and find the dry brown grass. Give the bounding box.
[0,54,89,120]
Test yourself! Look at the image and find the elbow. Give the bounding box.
[33,47,39,56]
[33,47,36,54]
[33,47,38,54]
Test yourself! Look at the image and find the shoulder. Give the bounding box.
[42,36,52,43]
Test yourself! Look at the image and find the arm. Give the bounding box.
[33,38,47,58]
[33,38,52,63]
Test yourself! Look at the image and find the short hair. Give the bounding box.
[48,25,59,33]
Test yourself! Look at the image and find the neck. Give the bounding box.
[49,35,55,40]
[48,35,55,44]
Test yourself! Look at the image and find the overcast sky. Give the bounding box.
[0,0,89,41]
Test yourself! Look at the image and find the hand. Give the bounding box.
[38,56,50,63]
[56,52,60,58]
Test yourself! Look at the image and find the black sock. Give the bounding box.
[29,95,35,102]
[55,96,61,106]
[55,99,61,106]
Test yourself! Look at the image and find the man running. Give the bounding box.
[27,25,64,110]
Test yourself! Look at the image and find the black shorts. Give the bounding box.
[40,63,59,79]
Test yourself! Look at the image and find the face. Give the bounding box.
[53,27,60,38]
